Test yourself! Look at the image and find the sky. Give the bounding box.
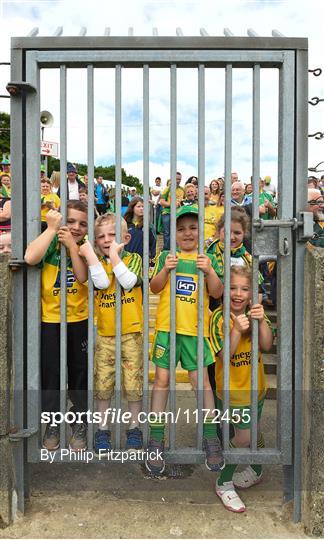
[0,0,323,185]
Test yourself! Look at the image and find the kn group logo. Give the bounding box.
[176,275,197,296]
[54,269,76,289]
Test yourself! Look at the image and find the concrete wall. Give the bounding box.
[0,254,14,526]
[302,244,324,537]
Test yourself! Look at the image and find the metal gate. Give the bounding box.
[9,30,309,521]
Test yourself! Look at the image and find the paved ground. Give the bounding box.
[0,390,309,539]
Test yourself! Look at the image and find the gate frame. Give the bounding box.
[9,34,308,522]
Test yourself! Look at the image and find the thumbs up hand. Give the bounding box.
[230,312,250,334]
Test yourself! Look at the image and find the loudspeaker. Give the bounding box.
[40,110,54,128]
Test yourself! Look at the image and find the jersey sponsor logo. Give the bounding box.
[53,270,78,295]
[176,275,196,296]
[54,269,76,289]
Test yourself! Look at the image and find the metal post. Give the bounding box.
[277,51,295,498]
[87,64,95,449]
[197,64,205,448]
[25,52,41,462]
[114,64,122,450]
[251,64,261,451]
[142,64,150,444]
[169,64,177,451]
[293,48,308,523]
[59,64,67,450]
[222,64,232,453]
[10,45,27,513]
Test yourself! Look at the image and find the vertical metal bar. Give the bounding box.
[277,51,294,486]
[293,49,308,523]
[142,65,150,444]
[25,52,41,463]
[11,46,27,512]
[222,64,232,452]
[59,64,67,450]
[197,64,205,449]
[251,64,260,451]
[115,64,122,450]
[87,65,95,449]
[169,64,177,451]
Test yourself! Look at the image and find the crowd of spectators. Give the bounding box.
[1,156,323,257]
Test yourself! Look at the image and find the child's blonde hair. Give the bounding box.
[94,212,128,237]
[230,265,252,282]
[50,171,60,190]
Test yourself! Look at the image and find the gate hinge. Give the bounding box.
[6,81,37,96]
[8,258,27,270]
[9,427,38,441]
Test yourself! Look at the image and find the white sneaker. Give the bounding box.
[215,480,246,513]
[233,465,263,489]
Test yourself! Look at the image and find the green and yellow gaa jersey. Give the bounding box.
[207,239,264,285]
[39,236,88,323]
[209,306,272,406]
[96,251,143,337]
[152,250,221,337]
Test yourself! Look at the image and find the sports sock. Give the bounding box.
[217,440,237,485]
[149,420,165,442]
[250,433,264,476]
[203,416,217,439]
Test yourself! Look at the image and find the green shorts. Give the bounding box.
[151,330,214,372]
[216,397,265,430]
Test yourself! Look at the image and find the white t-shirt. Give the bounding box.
[68,181,79,200]
[264,184,276,199]
[230,256,245,267]
[151,185,162,205]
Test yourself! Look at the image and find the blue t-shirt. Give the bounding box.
[95,184,105,205]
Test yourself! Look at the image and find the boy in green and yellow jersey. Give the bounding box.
[24,201,89,452]
[145,205,224,475]
[79,213,144,455]
[209,265,273,513]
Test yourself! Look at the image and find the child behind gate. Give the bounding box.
[79,213,144,454]
[24,201,89,451]
[209,265,273,513]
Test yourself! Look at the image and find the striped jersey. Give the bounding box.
[207,240,264,285]
[96,251,143,336]
[209,306,272,406]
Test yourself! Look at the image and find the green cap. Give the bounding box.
[40,164,46,172]
[1,158,10,165]
[176,204,198,220]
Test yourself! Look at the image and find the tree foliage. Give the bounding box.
[0,112,10,156]
[47,157,142,193]
[0,112,142,192]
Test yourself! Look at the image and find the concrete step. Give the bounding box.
[266,308,277,323]
[269,338,277,355]
[265,374,277,400]
[263,353,277,375]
